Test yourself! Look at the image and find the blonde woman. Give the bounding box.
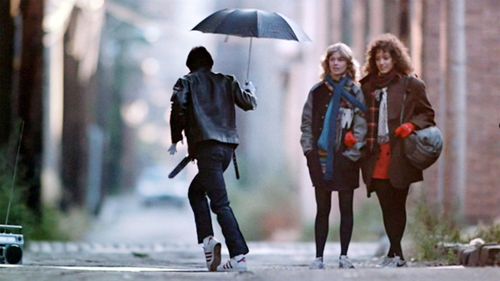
[300,43,367,269]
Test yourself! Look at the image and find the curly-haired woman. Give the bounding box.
[359,33,436,267]
[300,43,367,269]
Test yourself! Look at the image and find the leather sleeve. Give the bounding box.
[170,78,189,143]
[231,76,257,111]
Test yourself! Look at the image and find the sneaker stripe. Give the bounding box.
[217,257,247,272]
[222,261,233,270]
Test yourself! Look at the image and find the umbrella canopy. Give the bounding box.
[192,8,311,42]
[192,8,311,80]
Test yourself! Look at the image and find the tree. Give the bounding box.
[17,0,44,216]
[0,0,14,145]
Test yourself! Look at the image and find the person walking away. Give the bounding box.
[359,33,436,267]
[300,43,367,269]
[169,46,257,272]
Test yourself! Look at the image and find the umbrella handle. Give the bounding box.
[246,37,253,81]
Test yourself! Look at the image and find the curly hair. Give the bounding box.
[362,33,413,76]
[320,42,360,81]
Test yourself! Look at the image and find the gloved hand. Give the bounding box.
[167,143,177,155]
[395,122,416,139]
[344,131,357,149]
[243,81,256,95]
[305,150,325,188]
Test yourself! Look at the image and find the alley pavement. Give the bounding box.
[2,241,500,281]
[1,193,499,280]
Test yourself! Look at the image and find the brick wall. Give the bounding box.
[421,0,443,209]
[422,0,500,222]
[462,0,500,222]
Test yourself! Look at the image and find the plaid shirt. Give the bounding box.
[366,91,379,153]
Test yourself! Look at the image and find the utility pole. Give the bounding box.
[408,0,423,76]
[42,0,77,207]
[445,0,467,220]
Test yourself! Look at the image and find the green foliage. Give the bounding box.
[408,194,465,263]
[408,191,500,265]
[26,207,72,241]
[0,147,70,241]
[472,223,500,244]
[350,199,384,241]
[229,173,300,241]
[301,197,383,242]
[0,149,30,227]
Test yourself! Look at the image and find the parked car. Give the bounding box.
[135,165,188,207]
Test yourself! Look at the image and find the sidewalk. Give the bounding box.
[24,240,379,268]
[2,194,499,280]
[1,241,499,281]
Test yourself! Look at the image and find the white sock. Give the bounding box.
[202,235,213,247]
[233,254,245,261]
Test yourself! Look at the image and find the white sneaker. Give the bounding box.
[339,255,355,269]
[376,256,394,268]
[309,257,325,269]
[387,256,407,267]
[203,236,221,271]
[377,256,408,267]
[217,255,247,272]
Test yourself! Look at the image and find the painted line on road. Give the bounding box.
[0,264,468,271]
[52,266,207,272]
[428,265,465,269]
[0,264,207,272]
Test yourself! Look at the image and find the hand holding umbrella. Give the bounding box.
[243,81,256,95]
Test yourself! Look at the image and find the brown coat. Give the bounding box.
[360,75,436,195]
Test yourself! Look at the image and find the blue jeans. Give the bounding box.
[188,141,249,257]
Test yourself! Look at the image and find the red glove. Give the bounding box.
[395,123,416,139]
[344,131,357,149]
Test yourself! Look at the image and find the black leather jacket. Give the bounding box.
[170,68,257,155]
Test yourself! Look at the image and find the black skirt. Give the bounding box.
[318,149,361,191]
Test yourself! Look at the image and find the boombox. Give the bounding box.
[0,224,24,264]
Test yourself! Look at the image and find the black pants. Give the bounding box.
[314,187,354,257]
[188,141,249,258]
[373,179,409,259]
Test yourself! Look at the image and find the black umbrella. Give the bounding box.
[192,8,311,80]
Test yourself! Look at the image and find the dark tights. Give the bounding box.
[373,179,409,259]
[314,187,354,257]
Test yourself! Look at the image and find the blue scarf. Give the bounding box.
[318,76,367,181]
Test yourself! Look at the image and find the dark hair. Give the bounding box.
[362,33,413,76]
[186,46,213,72]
